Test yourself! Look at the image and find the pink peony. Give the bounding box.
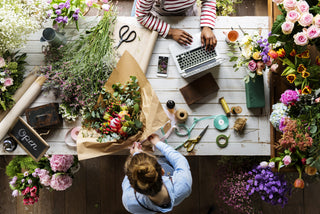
[50,174,73,191]
[299,13,313,27]
[0,57,5,68]
[50,155,74,172]
[296,0,309,13]
[282,155,291,166]
[293,32,308,46]
[314,14,320,28]
[38,169,51,186]
[280,89,299,105]
[4,78,13,87]
[281,21,294,34]
[273,0,284,4]
[286,10,300,23]
[306,25,320,39]
[283,0,297,11]
[248,60,257,71]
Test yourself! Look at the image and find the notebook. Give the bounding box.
[169,32,224,78]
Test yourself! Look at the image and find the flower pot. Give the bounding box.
[245,75,265,108]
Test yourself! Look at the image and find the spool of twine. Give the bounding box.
[219,97,230,116]
[175,109,188,123]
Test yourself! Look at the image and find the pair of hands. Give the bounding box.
[167,26,217,51]
[130,134,160,155]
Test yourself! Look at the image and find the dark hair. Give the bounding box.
[125,153,163,196]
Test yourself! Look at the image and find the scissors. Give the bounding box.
[183,125,209,152]
[116,25,137,49]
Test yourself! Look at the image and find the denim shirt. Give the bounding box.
[122,141,192,213]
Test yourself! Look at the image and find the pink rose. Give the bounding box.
[299,13,313,27]
[281,21,294,34]
[314,14,320,28]
[296,0,309,13]
[265,60,273,67]
[283,0,297,11]
[282,155,292,166]
[293,32,308,46]
[273,0,284,4]
[0,57,5,68]
[286,10,300,23]
[315,97,320,103]
[248,60,257,71]
[50,174,73,191]
[4,78,13,87]
[306,25,320,39]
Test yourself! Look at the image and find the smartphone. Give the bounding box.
[157,55,169,77]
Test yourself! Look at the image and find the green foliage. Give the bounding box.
[271,14,285,35]
[215,0,242,16]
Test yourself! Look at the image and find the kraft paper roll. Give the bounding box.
[0,70,38,122]
[175,109,188,123]
[0,76,47,141]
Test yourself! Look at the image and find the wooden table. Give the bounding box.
[0,16,271,156]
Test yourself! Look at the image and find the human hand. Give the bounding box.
[167,28,193,46]
[147,134,160,146]
[201,27,217,51]
[130,142,143,155]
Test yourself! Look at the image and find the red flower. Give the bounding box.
[22,187,30,195]
[301,158,306,165]
[23,198,29,205]
[268,50,278,59]
[290,49,296,56]
[294,178,305,189]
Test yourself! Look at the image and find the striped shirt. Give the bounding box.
[135,0,216,37]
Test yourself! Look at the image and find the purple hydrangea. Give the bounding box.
[246,165,291,207]
[280,89,299,105]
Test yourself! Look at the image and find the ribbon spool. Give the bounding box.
[65,126,81,147]
[175,109,188,123]
[219,97,231,116]
[214,115,229,131]
[216,134,230,148]
[231,106,242,114]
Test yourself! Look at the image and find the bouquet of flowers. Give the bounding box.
[270,88,320,188]
[41,8,117,121]
[268,0,320,93]
[229,32,272,83]
[6,155,79,205]
[84,76,142,142]
[0,0,49,54]
[0,51,27,111]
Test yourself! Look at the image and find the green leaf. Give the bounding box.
[230,56,238,62]
[91,111,96,118]
[133,103,139,113]
[134,120,143,128]
[226,52,234,57]
[268,35,278,44]
[271,14,285,35]
[281,67,296,76]
[124,115,131,121]
[310,125,317,134]
[282,58,295,68]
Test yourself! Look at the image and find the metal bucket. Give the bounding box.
[40,28,66,47]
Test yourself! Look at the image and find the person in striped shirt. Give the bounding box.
[132,0,217,51]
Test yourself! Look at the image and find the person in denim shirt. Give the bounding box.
[122,134,192,213]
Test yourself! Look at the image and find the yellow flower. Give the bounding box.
[302,86,311,94]
[297,64,306,73]
[305,166,317,176]
[286,74,296,83]
[297,50,310,58]
[277,48,286,58]
[252,52,262,60]
[290,49,296,56]
[302,71,310,78]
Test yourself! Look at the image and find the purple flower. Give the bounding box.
[52,3,59,9]
[28,179,32,184]
[62,16,68,24]
[59,3,65,9]
[21,179,25,183]
[72,13,79,21]
[55,9,62,15]
[32,172,37,177]
[12,190,19,197]
[248,60,257,71]
[47,9,53,17]
[74,8,80,14]
[280,89,299,105]
[55,16,64,23]
[65,1,70,9]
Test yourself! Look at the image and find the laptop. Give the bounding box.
[169,32,224,78]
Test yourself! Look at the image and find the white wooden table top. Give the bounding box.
[1,16,271,156]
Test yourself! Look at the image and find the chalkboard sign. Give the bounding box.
[9,117,49,161]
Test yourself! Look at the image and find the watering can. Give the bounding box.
[40,28,66,47]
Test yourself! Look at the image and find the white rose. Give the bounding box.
[242,45,253,59]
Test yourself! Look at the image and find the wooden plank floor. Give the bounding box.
[1,1,320,214]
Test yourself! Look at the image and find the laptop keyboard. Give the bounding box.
[176,46,217,72]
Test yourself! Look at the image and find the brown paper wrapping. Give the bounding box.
[77,51,169,160]
[0,76,47,141]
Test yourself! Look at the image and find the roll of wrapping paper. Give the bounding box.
[0,70,38,121]
[175,109,188,123]
[0,76,47,141]
[219,97,231,116]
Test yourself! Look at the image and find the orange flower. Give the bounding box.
[316,56,320,66]
[302,86,311,94]
[277,48,286,58]
[294,178,304,189]
[296,50,310,58]
[305,166,317,176]
[297,64,306,73]
[302,71,310,78]
[268,50,278,59]
[286,74,296,83]
[290,49,296,56]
